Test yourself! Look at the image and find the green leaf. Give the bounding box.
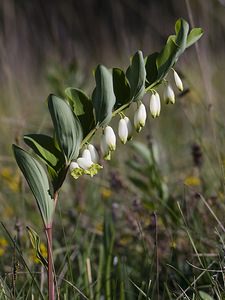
[156,35,178,81]
[48,94,83,162]
[145,52,158,87]
[126,50,146,101]
[175,18,189,54]
[24,134,67,191]
[199,291,213,300]
[128,176,149,192]
[92,65,116,127]
[126,160,143,173]
[156,18,189,81]
[130,141,152,165]
[186,28,203,48]
[13,145,54,226]
[112,68,130,109]
[24,134,65,170]
[26,226,48,268]
[65,87,95,136]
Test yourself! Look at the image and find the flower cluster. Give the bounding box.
[149,69,183,117]
[70,146,102,179]
[70,69,183,179]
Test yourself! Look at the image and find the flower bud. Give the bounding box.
[150,92,161,118]
[164,84,175,104]
[134,103,147,132]
[87,144,99,163]
[124,116,133,140]
[104,126,116,151]
[173,70,183,92]
[118,118,128,144]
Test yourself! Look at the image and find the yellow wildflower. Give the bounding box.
[95,222,103,234]
[100,187,112,199]
[119,235,132,246]
[0,167,20,192]
[0,237,8,256]
[184,176,201,186]
[170,240,177,248]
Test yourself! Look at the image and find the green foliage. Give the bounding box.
[65,88,95,136]
[48,94,83,163]
[145,52,158,87]
[92,65,116,127]
[199,291,214,300]
[12,145,54,226]
[112,68,130,109]
[126,50,146,101]
[186,28,203,48]
[24,134,64,170]
[9,18,205,299]
[23,134,66,190]
[127,141,168,201]
[145,18,203,89]
[26,226,48,268]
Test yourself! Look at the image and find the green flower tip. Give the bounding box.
[70,163,102,179]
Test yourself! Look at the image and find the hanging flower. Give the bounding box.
[69,161,83,179]
[124,116,133,140]
[134,103,147,132]
[69,161,79,171]
[87,144,99,163]
[70,149,102,179]
[118,118,128,144]
[164,84,175,104]
[104,126,116,151]
[77,149,93,170]
[149,92,161,118]
[100,134,111,160]
[173,70,183,92]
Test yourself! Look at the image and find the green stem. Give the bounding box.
[45,192,58,300]
[45,226,54,300]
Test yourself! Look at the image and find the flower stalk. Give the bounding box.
[45,226,54,300]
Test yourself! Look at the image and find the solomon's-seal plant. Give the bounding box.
[12,18,203,300]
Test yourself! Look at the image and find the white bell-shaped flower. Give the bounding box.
[104,126,116,151]
[173,70,183,92]
[69,161,79,172]
[134,103,147,132]
[118,118,128,144]
[164,84,175,104]
[150,92,161,118]
[100,134,111,160]
[70,149,102,179]
[77,149,93,170]
[87,144,99,163]
[124,116,133,140]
